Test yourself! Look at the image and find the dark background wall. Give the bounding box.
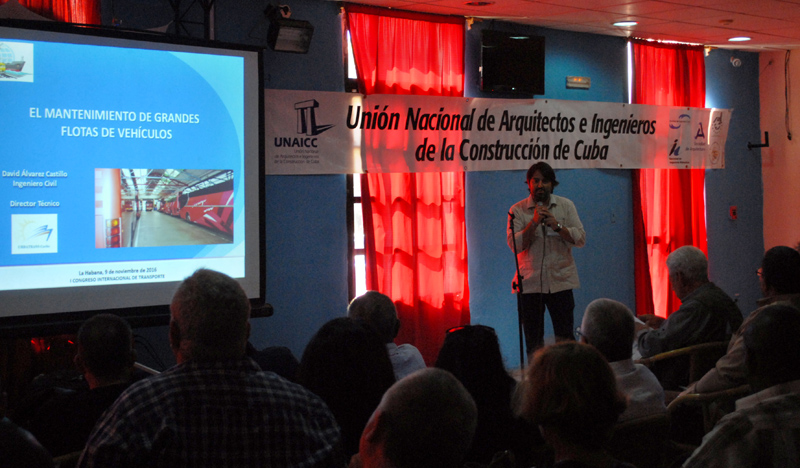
[106,0,764,370]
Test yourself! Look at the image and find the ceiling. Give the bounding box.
[120,169,232,201]
[336,0,800,51]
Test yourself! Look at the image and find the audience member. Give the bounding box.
[435,324,544,466]
[78,269,343,468]
[246,341,300,382]
[516,342,632,468]
[27,314,136,457]
[636,245,742,389]
[683,303,800,467]
[580,299,667,422]
[0,377,53,468]
[347,291,426,380]
[298,317,396,458]
[351,367,477,468]
[1,417,54,468]
[685,245,800,395]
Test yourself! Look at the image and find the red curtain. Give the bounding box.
[631,39,707,318]
[4,0,99,24]
[345,4,469,364]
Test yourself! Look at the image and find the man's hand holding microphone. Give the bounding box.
[534,202,561,232]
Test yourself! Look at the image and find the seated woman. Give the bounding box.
[435,325,543,467]
[298,317,396,458]
[516,342,633,468]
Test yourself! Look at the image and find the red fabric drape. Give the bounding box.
[631,39,707,318]
[4,0,100,24]
[345,4,469,364]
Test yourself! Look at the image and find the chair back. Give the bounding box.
[636,341,728,390]
[667,384,752,439]
[686,342,728,383]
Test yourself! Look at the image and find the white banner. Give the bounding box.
[265,90,731,174]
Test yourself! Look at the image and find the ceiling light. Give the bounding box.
[728,36,751,42]
[613,21,638,27]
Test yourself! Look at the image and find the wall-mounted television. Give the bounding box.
[0,20,266,336]
[480,29,545,95]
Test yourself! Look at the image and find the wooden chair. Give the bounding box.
[667,384,752,435]
[133,362,161,375]
[636,341,729,390]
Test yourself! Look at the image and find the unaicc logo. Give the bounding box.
[273,99,334,148]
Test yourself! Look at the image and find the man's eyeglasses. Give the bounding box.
[574,326,585,341]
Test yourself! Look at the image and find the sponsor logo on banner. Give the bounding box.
[294,99,334,136]
[667,112,693,166]
[266,91,358,173]
[711,141,721,165]
[271,100,325,164]
[712,113,723,134]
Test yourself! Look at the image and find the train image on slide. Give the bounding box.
[159,176,234,236]
[94,169,234,248]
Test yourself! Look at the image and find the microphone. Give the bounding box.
[536,201,545,223]
[536,201,547,236]
[536,201,547,238]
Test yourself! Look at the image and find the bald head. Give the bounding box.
[580,299,635,362]
[170,269,251,363]
[360,368,477,468]
[347,291,400,343]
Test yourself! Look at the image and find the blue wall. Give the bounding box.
[703,48,764,313]
[465,24,635,368]
[109,0,764,371]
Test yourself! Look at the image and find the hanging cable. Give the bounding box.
[786,50,792,141]
[134,334,168,371]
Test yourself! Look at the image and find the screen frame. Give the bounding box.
[0,19,268,337]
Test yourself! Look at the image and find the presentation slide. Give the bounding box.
[0,23,263,326]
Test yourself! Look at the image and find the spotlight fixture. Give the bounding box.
[728,36,751,42]
[613,21,638,27]
[265,4,314,54]
[566,76,591,89]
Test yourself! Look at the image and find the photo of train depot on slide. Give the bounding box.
[95,168,233,248]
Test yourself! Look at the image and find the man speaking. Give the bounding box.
[507,162,586,354]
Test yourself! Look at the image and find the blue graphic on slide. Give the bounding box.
[28,224,53,241]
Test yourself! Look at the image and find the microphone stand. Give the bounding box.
[508,211,526,372]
